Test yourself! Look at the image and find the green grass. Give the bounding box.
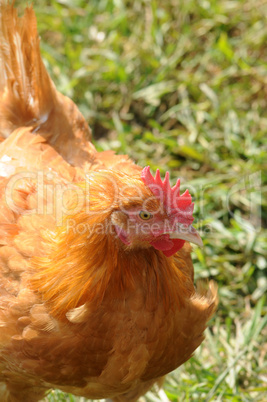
[16,0,267,400]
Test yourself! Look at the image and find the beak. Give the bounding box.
[167,225,203,247]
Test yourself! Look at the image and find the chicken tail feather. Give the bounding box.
[0,3,93,167]
[0,4,56,139]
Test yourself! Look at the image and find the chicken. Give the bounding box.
[0,4,218,402]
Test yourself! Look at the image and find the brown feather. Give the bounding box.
[0,4,218,402]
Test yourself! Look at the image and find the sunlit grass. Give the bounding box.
[14,0,267,400]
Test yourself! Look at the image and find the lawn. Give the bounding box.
[16,0,267,400]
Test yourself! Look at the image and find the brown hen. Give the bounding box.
[0,4,218,402]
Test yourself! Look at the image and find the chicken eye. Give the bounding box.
[139,211,153,220]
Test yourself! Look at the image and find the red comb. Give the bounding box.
[141,166,194,224]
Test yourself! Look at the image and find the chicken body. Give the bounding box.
[0,5,218,402]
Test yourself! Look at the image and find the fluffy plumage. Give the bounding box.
[0,4,218,402]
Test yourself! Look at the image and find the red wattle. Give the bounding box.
[150,235,185,257]
[151,236,173,251]
[162,239,185,257]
